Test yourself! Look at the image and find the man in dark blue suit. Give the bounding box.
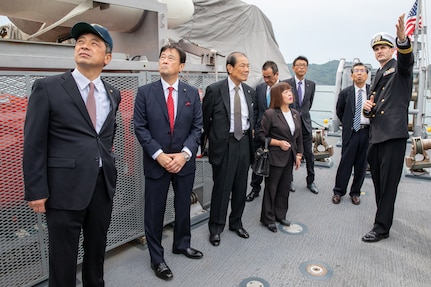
[332,63,370,205]
[246,60,280,202]
[362,14,414,243]
[134,44,203,280]
[284,56,319,194]
[24,22,121,286]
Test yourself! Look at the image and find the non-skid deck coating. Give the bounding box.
[37,136,431,287]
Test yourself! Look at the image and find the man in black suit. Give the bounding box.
[284,56,319,194]
[203,52,255,246]
[23,22,121,286]
[332,63,370,205]
[362,14,413,243]
[134,44,203,280]
[246,60,280,202]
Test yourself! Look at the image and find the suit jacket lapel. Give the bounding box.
[221,79,231,121]
[99,80,115,133]
[176,81,188,120]
[154,80,170,123]
[275,109,294,138]
[349,86,356,115]
[61,71,95,129]
[241,83,253,123]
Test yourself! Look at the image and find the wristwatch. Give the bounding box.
[182,151,191,162]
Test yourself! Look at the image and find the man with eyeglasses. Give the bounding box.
[246,60,280,202]
[284,56,319,194]
[332,63,370,206]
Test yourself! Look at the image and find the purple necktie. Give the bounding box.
[297,81,303,106]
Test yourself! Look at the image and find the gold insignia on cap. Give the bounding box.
[373,35,382,44]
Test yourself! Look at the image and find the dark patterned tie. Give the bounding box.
[353,89,362,131]
[234,86,242,140]
[167,87,175,133]
[86,82,96,128]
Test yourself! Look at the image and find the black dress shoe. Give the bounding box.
[229,227,250,239]
[276,219,291,226]
[267,223,277,232]
[351,195,360,205]
[151,262,173,280]
[209,234,220,246]
[290,183,296,192]
[246,191,259,202]
[361,231,389,243]
[332,194,341,204]
[172,247,203,259]
[307,182,319,194]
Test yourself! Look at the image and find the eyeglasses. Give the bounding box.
[353,69,367,73]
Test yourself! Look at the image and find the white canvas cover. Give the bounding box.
[168,0,291,87]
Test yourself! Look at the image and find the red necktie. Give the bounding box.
[86,82,96,128]
[167,87,175,133]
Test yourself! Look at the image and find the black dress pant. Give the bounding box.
[333,128,369,197]
[261,155,294,225]
[46,171,113,287]
[302,129,315,185]
[209,134,250,235]
[367,138,406,235]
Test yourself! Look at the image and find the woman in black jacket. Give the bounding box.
[257,82,303,232]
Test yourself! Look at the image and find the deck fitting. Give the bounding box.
[299,260,333,280]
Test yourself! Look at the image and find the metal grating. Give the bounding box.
[0,71,222,286]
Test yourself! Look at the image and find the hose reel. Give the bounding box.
[405,137,431,172]
[312,130,334,161]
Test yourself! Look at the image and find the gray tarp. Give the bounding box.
[168,0,291,87]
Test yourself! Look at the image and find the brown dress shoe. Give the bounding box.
[351,195,360,205]
[332,194,341,204]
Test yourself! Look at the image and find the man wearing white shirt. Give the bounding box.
[332,63,370,205]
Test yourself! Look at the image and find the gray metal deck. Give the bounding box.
[45,136,431,287]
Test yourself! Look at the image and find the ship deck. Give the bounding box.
[37,135,431,287]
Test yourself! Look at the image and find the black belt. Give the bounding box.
[229,130,249,136]
[354,124,369,131]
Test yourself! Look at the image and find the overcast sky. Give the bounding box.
[0,0,429,67]
[243,0,430,67]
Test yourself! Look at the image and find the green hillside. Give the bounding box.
[287,60,340,85]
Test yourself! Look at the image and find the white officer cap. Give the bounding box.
[370,32,395,49]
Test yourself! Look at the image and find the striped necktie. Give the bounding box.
[353,89,363,131]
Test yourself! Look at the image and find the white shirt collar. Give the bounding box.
[161,78,179,91]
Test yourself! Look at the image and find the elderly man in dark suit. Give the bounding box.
[134,44,203,280]
[23,22,121,287]
[203,52,255,246]
[246,60,280,202]
[332,62,370,206]
[284,56,319,194]
[362,14,414,243]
